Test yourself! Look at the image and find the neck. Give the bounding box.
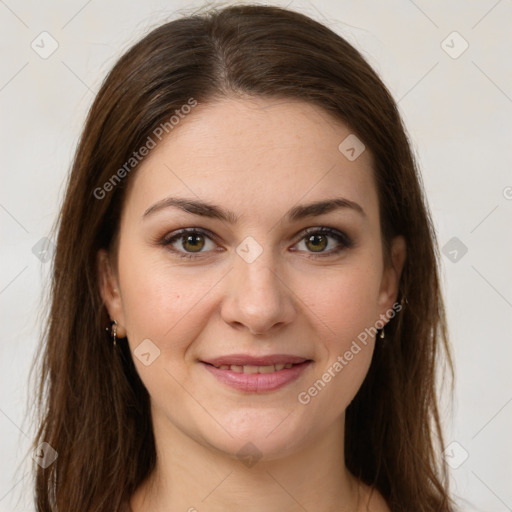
[131,408,361,512]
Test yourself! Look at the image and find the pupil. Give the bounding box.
[307,234,326,252]
[184,234,204,252]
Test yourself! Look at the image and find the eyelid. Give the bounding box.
[162,227,219,243]
[159,227,221,258]
[298,226,353,248]
[159,226,352,258]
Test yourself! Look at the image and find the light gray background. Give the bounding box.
[1,1,511,510]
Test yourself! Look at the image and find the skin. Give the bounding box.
[98,96,406,512]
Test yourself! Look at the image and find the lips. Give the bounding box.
[210,362,296,373]
[201,354,312,392]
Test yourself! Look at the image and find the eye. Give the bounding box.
[159,226,352,260]
[160,228,218,259]
[293,227,352,258]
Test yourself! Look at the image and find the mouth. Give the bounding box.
[200,355,313,392]
[204,361,304,373]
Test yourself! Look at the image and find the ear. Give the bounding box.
[377,235,406,315]
[97,248,127,338]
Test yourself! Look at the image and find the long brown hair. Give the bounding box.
[31,4,455,511]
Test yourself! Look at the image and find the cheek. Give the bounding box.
[117,244,219,358]
[309,256,383,347]
[117,255,221,417]
[298,258,381,409]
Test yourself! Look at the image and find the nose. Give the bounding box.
[220,249,297,336]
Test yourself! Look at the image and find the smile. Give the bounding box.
[211,362,296,373]
[201,360,312,392]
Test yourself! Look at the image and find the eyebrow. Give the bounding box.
[142,196,365,223]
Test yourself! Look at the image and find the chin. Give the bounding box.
[201,409,311,463]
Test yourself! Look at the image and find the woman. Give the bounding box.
[32,4,455,511]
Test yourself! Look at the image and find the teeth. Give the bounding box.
[214,363,299,373]
[255,365,275,373]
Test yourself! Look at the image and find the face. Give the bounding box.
[98,96,405,461]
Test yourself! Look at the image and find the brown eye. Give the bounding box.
[181,233,206,252]
[293,227,353,258]
[304,233,328,252]
[161,228,217,258]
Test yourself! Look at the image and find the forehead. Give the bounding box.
[122,96,378,225]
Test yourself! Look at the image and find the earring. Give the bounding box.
[106,320,118,347]
[379,326,385,339]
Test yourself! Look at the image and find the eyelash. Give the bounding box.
[159,226,353,260]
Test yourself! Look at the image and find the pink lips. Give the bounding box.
[201,354,312,393]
